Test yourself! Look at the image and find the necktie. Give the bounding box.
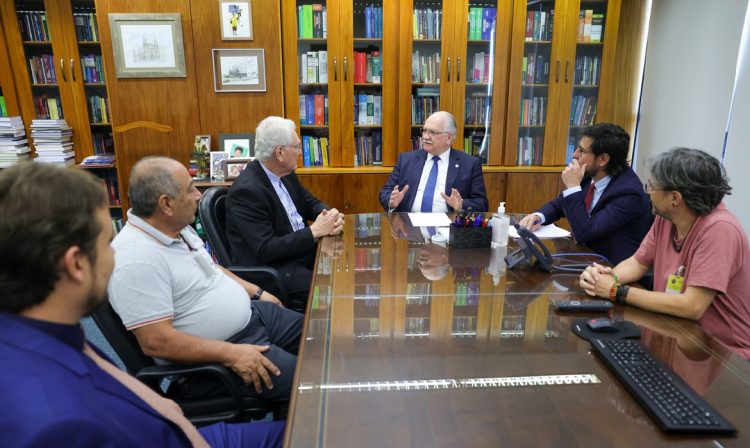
[420,156,440,212]
[83,344,209,447]
[584,183,595,212]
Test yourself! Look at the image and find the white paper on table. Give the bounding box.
[509,223,571,239]
[408,212,453,227]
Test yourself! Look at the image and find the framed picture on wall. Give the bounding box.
[108,13,186,78]
[219,133,255,159]
[225,158,252,180]
[219,0,253,40]
[212,49,266,92]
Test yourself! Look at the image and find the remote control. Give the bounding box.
[554,299,613,312]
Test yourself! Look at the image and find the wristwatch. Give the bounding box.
[615,284,630,304]
[252,288,264,300]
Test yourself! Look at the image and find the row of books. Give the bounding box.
[413,8,442,40]
[301,135,330,167]
[16,10,50,42]
[453,316,478,335]
[93,131,115,154]
[464,93,491,125]
[353,50,382,83]
[522,53,550,85]
[80,54,105,84]
[34,94,63,120]
[566,135,577,163]
[517,135,544,166]
[467,52,493,84]
[569,95,597,126]
[81,153,115,167]
[354,93,382,125]
[519,96,547,126]
[354,214,381,238]
[310,285,332,310]
[353,317,380,337]
[467,7,497,41]
[577,10,604,43]
[462,131,489,164]
[412,50,440,83]
[411,88,440,124]
[354,247,381,271]
[88,95,110,123]
[358,5,383,38]
[354,130,382,166]
[96,171,121,205]
[31,119,74,166]
[0,96,7,117]
[405,317,430,336]
[73,8,99,42]
[299,94,328,125]
[297,4,327,38]
[299,51,328,83]
[0,116,31,168]
[525,9,555,42]
[573,55,601,86]
[27,55,57,84]
[454,282,481,306]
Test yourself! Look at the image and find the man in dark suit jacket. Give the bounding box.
[519,123,651,265]
[0,163,284,447]
[226,116,344,308]
[379,111,488,213]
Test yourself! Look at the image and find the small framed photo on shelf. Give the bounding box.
[212,48,266,92]
[108,13,186,78]
[225,158,252,180]
[219,133,255,158]
[196,134,211,151]
[219,0,253,40]
[209,151,229,180]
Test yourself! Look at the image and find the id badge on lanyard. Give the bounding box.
[181,234,218,277]
[666,265,685,295]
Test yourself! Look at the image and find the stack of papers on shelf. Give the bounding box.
[31,119,75,166]
[81,153,115,166]
[0,116,31,168]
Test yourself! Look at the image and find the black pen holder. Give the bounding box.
[448,226,492,249]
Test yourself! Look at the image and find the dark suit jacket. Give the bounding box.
[0,313,191,447]
[537,167,652,264]
[379,149,489,212]
[225,160,328,271]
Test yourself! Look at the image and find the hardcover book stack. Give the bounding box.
[31,119,74,166]
[0,116,31,168]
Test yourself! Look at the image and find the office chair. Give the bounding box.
[198,186,290,303]
[91,301,279,426]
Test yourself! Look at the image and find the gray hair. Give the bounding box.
[254,116,297,162]
[128,156,182,217]
[650,147,732,215]
[431,110,458,135]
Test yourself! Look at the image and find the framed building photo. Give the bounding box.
[219,133,255,159]
[219,1,253,40]
[212,49,266,92]
[108,13,186,78]
[226,158,252,180]
[210,151,229,180]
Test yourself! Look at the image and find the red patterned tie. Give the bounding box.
[584,183,595,212]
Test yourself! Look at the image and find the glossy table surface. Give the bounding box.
[284,213,750,447]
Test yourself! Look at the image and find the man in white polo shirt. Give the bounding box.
[109,156,302,403]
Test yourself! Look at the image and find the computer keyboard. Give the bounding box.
[590,338,736,434]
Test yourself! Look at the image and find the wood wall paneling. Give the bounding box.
[484,171,508,212]
[0,14,21,117]
[505,171,562,214]
[296,172,390,214]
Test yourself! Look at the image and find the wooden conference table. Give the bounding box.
[283,213,750,447]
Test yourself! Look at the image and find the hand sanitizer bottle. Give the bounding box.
[491,202,510,248]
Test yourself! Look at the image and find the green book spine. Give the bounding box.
[303,5,313,39]
[0,96,7,116]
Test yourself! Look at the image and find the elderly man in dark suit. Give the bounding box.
[225,116,344,308]
[379,111,489,213]
[518,123,651,264]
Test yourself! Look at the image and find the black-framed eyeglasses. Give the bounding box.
[420,128,450,136]
[574,146,594,155]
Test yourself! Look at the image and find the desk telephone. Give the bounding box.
[505,218,553,271]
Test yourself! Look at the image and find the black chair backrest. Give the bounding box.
[91,301,159,387]
[198,186,232,266]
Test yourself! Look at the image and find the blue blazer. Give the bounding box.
[0,313,191,447]
[379,149,489,212]
[537,168,652,265]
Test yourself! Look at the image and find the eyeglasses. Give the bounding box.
[574,146,594,155]
[643,182,665,193]
[282,143,302,152]
[420,128,450,136]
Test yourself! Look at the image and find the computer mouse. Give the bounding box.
[586,317,618,333]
